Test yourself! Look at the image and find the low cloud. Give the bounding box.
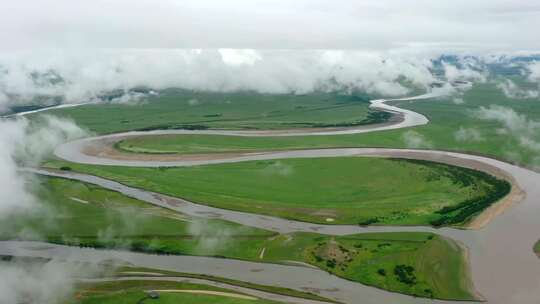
[4,0,540,51]
[452,97,465,104]
[475,105,540,133]
[496,79,539,99]
[0,115,86,217]
[110,91,155,105]
[95,205,149,247]
[526,61,540,83]
[7,51,540,114]
[454,127,484,142]
[0,49,441,110]
[262,161,294,176]
[0,257,109,304]
[187,98,200,106]
[519,137,540,152]
[0,115,89,304]
[0,115,85,218]
[0,260,77,304]
[0,119,35,216]
[402,130,432,149]
[475,105,540,167]
[21,115,88,165]
[187,220,240,255]
[442,60,486,83]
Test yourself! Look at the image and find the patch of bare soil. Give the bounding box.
[83,138,260,162]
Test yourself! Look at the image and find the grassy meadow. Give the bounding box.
[113,266,339,303]
[22,78,535,301]
[113,82,540,169]
[44,157,510,226]
[71,280,283,304]
[6,176,476,300]
[35,90,385,134]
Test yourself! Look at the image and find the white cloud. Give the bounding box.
[0,92,8,112]
[262,161,294,176]
[475,105,540,154]
[454,127,484,142]
[402,130,432,148]
[527,62,540,82]
[0,261,77,304]
[452,97,465,104]
[0,116,90,304]
[475,105,540,132]
[2,0,540,51]
[442,60,486,83]
[519,137,540,152]
[0,49,440,108]
[188,98,200,106]
[0,257,109,304]
[0,119,35,216]
[0,115,86,218]
[219,49,262,66]
[22,116,88,163]
[186,219,252,255]
[496,79,539,99]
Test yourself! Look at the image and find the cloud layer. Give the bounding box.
[0,115,90,304]
[0,260,82,304]
[0,49,442,108]
[475,105,540,167]
[2,0,540,51]
[497,79,539,99]
[0,115,86,219]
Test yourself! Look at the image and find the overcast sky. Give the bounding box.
[2,0,540,52]
[1,0,539,108]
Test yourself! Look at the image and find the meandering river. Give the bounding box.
[4,92,540,303]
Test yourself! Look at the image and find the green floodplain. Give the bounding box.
[71,280,285,304]
[6,177,476,300]
[111,266,340,303]
[107,82,540,169]
[36,90,387,134]
[45,157,510,227]
[20,77,540,301]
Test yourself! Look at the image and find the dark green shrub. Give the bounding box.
[394,265,416,286]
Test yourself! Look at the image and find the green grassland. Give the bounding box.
[303,233,473,300]
[3,177,275,257]
[34,90,387,134]
[21,80,529,300]
[7,177,476,300]
[113,82,540,169]
[45,157,510,226]
[251,232,474,300]
[113,266,340,303]
[71,280,283,304]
